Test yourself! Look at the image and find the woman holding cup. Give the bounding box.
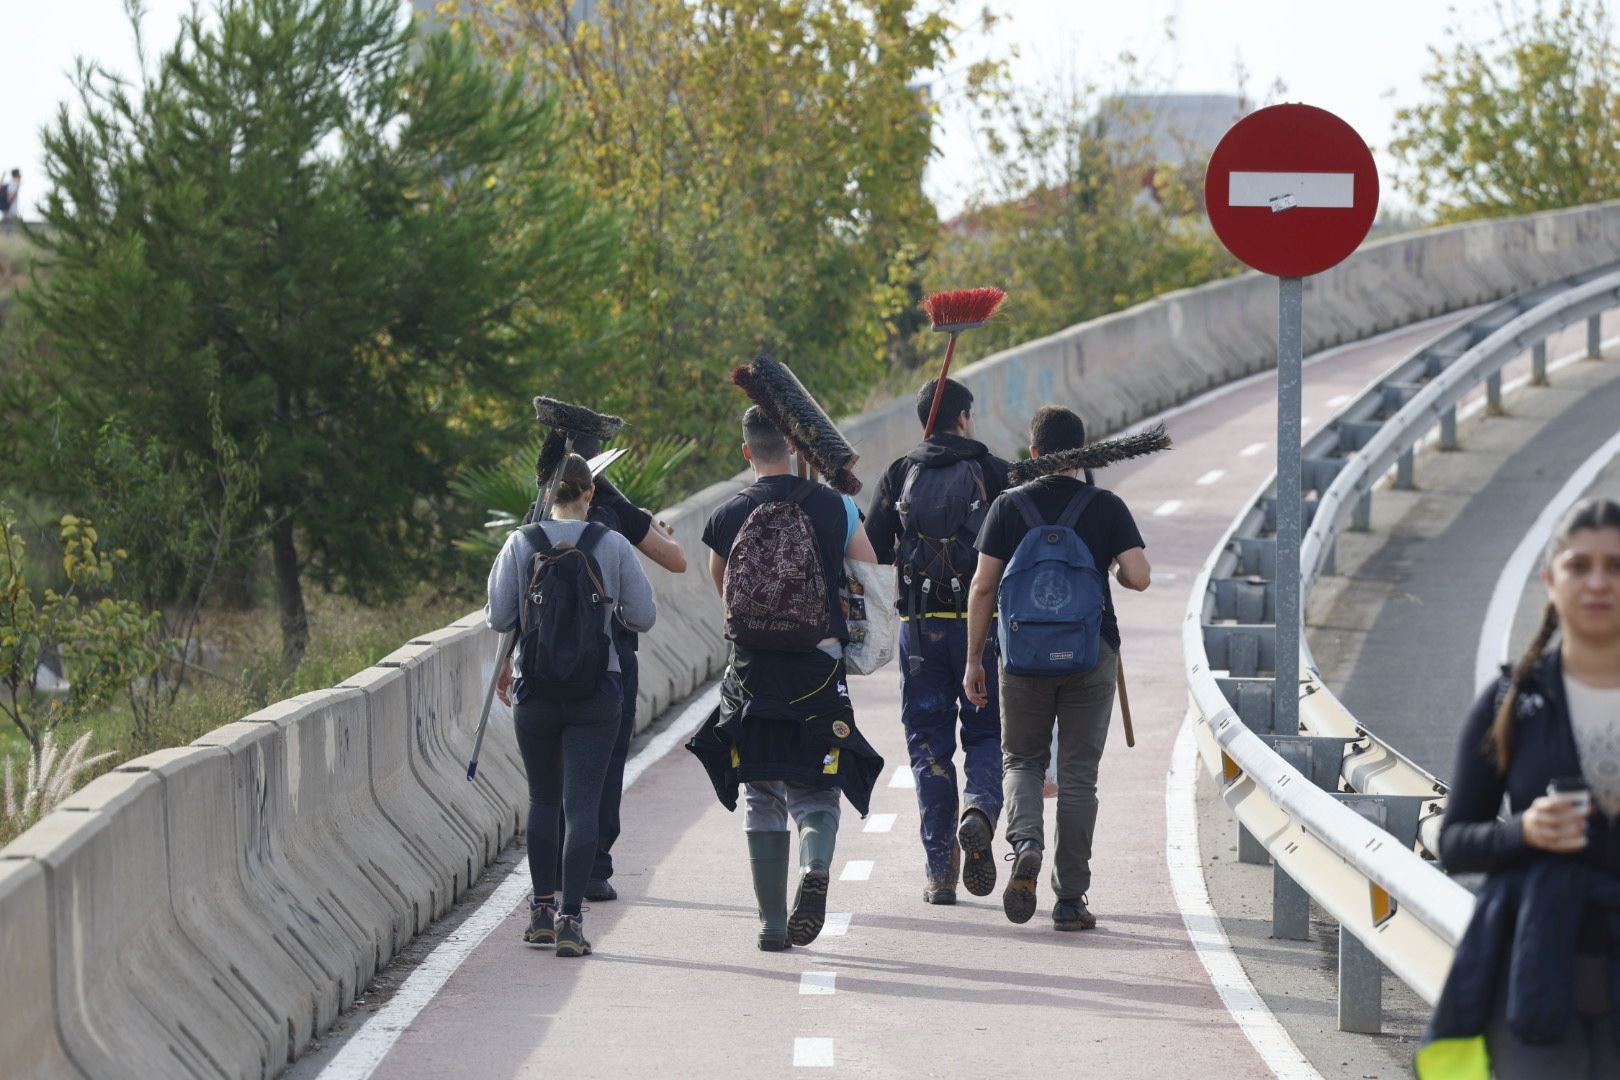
[1420,498,1620,1077]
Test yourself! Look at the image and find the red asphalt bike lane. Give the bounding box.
[360,319,1456,1080]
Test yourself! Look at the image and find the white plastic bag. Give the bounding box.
[841,559,896,676]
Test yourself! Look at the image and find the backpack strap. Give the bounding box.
[1011,489,1045,532]
[576,521,608,557]
[1056,485,1102,531]
[786,478,819,506]
[519,522,554,555]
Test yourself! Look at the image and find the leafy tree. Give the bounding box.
[924,71,1237,365]
[1391,0,1620,222]
[18,0,622,667]
[448,0,954,478]
[0,511,163,771]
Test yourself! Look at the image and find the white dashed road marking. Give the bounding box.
[1240,442,1267,457]
[887,766,915,789]
[1195,469,1226,486]
[821,913,852,937]
[863,813,897,833]
[1154,500,1183,517]
[794,1038,835,1067]
[799,971,838,995]
[1326,393,1352,407]
[840,860,874,882]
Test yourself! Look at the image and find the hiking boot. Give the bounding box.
[1053,895,1097,931]
[523,896,556,946]
[747,831,792,952]
[789,811,837,946]
[1002,840,1042,924]
[584,879,618,902]
[924,844,960,904]
[958,808,996,896]
[554,914,592,957]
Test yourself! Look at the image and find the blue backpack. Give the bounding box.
[996,487,1107,676]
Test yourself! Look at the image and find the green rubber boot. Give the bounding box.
[747,830,792,951]
[789,811,838,946]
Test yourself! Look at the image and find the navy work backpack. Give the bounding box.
[896,458,988,607]
[516,522,615,700]
[996,487,1107,676]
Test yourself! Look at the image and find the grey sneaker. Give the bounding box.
[1053,895,1097,931]
[554,914,592,957]
[1002,841,1042,924]
[523,898,556,946]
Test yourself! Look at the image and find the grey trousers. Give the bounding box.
[1000,641,1117,899]
[743,782,842,833]
[1486,953,1617,1078]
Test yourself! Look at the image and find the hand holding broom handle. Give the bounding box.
[467,396,625,781]
[921,287,1007,438]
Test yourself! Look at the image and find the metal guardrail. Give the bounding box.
[1184,261,1620,1031]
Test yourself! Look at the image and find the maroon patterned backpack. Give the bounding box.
[723,482,830,651]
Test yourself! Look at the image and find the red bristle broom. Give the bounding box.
[920,287,1007,437]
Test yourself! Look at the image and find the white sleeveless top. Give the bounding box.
[1564,674,1620,818]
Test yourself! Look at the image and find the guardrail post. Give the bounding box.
[1274,865,1310,940]
[1486,371,1503,415]
[1591,315,1604,359]
[1532,340,1548,385]
[1396,449,1415,490]
[1440,405,1459,450]
[1238,825,1269,865]
[1351,492,1372,531]
[1339,927,1384,1034]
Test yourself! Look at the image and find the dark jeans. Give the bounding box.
[514,673,622,916]
[899,619,1002,882]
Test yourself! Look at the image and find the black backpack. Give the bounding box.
[515,522,615,701]
[897,457,989,613]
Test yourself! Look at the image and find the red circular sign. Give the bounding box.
[1205,104,1379,278]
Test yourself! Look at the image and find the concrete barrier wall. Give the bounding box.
[2,200,1618,1076]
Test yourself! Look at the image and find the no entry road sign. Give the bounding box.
[1205,103,1379,279]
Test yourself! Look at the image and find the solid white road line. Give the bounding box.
[1154,500,1183,517]
[1240,442,1267,458]
[316,682,723,1080]
[793,1038,836,1067]
[887,765,915,789]
[863,813,897,833]
[1474,427,1620,692]
[799,972,838,996]
[821,913,853,937]
[1195,469,1227,486]
[1165,717,1323,1080]
[840,860,874,882]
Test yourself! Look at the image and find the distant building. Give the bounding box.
[1095,93,1245,212]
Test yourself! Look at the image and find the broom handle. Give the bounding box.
[921,332,960,438]
[1116,652,1136,748]
[468,434,574,780]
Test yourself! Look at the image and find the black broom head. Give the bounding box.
[731,354,862,495]
[1006,424,1173,484]
[532,397,626,441]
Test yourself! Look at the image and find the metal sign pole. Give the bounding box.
[1275,275,1304,736]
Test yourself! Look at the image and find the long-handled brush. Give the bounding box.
[731,354,862,495]
[920,287,1007,438]
[1005,425,1173,485]
[467,397,626,781]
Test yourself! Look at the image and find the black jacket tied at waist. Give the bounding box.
[1427,859,1620,1051]
[685,647,884,816]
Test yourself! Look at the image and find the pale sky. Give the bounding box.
[3,1,1612,221]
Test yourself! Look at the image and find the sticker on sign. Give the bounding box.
[1229,172,1355,210]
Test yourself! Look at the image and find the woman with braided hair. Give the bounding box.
[1421,498,1620,1078]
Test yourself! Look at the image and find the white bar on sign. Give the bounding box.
[1228,171,1355,209]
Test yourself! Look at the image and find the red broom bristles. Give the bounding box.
[923,287,1007,331]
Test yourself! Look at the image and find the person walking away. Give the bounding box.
[963,405,1150,930]
[497,449,688,903]
[0,170,18,226]
[1419,499,1620,1079]
[866,377,1011,903]
[486,453,657,957]
[687,406,885,950]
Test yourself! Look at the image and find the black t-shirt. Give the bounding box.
[703,475,853,643]
[975,475,1145,649]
